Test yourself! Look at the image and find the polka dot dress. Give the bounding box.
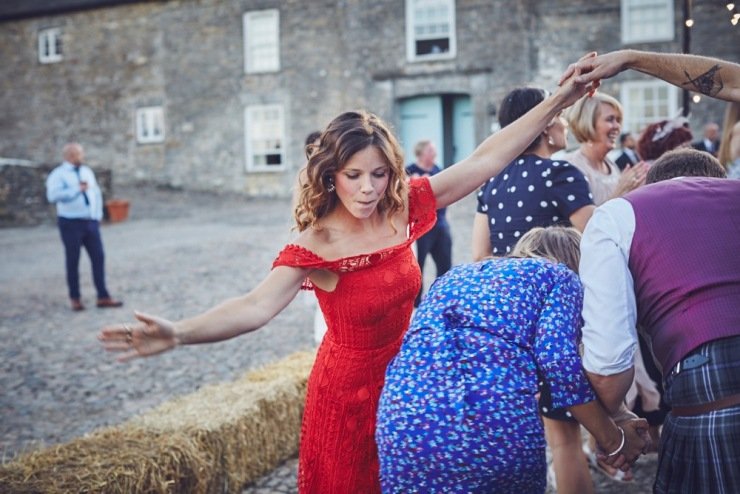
[376,258,596,493]
[476,154,593,255]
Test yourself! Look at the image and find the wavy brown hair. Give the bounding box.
[294,110,409,231]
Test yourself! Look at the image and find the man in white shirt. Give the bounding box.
[579,148,738,493]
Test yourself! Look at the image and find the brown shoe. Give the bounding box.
[71,299,85,311]
[97,297,123,308]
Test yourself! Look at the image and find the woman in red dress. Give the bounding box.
[99,74,592,493]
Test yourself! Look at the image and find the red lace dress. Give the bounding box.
[272,178,437,493]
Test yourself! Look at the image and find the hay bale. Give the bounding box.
[0,351,315,494]
[0,429,213,494]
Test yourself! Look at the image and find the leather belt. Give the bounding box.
[671,393,740,417]
[670,353,710,377]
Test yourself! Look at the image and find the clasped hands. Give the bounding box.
[598,417,652,471]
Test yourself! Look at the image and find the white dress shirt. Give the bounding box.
[45,161,103,220]
[579,197,639,375]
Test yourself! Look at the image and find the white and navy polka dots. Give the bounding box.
[476,154,593,253]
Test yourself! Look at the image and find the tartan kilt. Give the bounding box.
[655,335,740,494]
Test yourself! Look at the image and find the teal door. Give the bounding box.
[399,94,475,167]
[399,96,443,167]
[452,96,475,164]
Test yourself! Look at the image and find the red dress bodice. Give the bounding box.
[272,178,437,493]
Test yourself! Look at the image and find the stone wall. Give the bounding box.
[0,162,112,227]
[0,0,736,198]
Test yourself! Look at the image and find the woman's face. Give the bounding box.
[547,112,568,151]
[334,146,390,219]
[592,102,622,150]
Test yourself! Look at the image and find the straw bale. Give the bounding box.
[0,351,316,494]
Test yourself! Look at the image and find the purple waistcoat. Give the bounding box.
[625,177,740,375]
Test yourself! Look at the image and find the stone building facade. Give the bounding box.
[0,0,737,198]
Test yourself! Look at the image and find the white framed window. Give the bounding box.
[621,0,675,44]
[135,106,165,144]
[243,9,280,73]
[406,0,456,62]
[245,104,285,172]
[38,28,63,64]
[620,80,679,134]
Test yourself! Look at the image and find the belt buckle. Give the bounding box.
[672,354,710,377]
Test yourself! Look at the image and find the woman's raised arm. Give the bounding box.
[430,73,593,209]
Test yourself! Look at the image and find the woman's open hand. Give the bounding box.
[99,311,178,362]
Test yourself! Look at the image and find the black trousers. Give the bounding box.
[415,221,452,307]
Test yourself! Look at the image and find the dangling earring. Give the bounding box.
[544,132,555,147]
[327,179,335,193]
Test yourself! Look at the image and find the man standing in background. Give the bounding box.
[615,132,640,170]
[46,142,123,311]
[406,140,452,307]
[692,122,721,156]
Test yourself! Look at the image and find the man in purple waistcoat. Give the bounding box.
[578,148,740,493]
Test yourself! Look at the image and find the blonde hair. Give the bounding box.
[414,140,432,158]
[566,92,623,143]
[718,102,740,168]
[509,226,582,273]
[294,110,408,231]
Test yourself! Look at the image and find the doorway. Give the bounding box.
[399,94,474,168]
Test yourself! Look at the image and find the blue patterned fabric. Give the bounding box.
[376,257,595,493]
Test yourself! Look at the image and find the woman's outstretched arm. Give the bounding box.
[99,265,308,362]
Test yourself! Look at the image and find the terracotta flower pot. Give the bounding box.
[106,199,130,223]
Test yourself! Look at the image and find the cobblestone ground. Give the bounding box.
[0,184,655,492]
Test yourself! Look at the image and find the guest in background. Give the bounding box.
[637,116,693,163]
[692,122,720,156]
[615,132,640,170]
[562,92,647,206]
[717,102,740,178]
[377,227,648,494]
[406,140,452,307]
[46,142,123,311]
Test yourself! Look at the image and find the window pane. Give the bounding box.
[245,10,279,73]
[623,0,673,42]
[411,0,454,58]
[246,105,284,170]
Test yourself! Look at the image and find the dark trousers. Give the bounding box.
[57,217,110,300]
[415,221,452,307]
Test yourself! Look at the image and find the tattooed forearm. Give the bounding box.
[682,64,724,97]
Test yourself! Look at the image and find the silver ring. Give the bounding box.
[124,324,133,343]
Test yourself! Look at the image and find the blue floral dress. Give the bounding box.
[375,258,596,493]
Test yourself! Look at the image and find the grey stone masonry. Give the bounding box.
[0,162,112,227]
[0,0,736,197]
